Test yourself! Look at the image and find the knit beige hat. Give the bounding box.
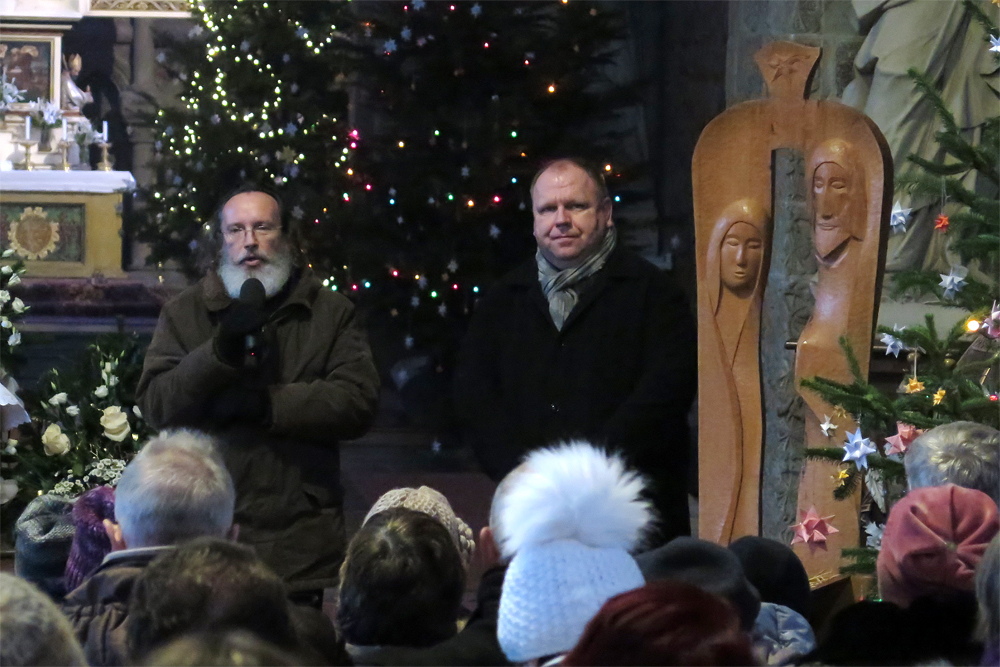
[364,486,475,569]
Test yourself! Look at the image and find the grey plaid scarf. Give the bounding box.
[536,226,617,331]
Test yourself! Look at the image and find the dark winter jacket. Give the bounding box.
[454,247,697,542]
[136,268,380,591]
[61,547,168,666]
[347,565,509,666]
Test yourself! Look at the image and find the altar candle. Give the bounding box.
[102,121,108,143]
[62,118,68,140]
[24,115,31,139]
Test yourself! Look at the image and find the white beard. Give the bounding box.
[218,243,294,299]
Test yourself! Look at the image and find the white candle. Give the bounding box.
[62,118,68,140]
[102,121,108,143]
[24,115,31,139]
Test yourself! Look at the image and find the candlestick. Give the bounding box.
[15,140,38,171]
[24,115,31,139]
[57,140,72,171]
[97,141,114,171]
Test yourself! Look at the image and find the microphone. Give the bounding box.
[239,278,266,368]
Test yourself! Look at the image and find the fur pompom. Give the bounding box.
[497,441,651,559]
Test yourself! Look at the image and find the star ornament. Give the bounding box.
[991,35,1000,53]
[984,301,1000,339]
[880,332,905,357]
[906,377,925,394]
[843,429,877,469]
[885,422,924,456]
[790,507,839,549]
[934,213,950,231]
[939,266,968,300]
[933,388,947,406]
[890,201,911,234]
[820,415,837,437]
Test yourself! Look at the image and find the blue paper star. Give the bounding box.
[383,39,397,54]
[890,201,911,234]
[296,27,308,38]
[401,27,412,41]
[412,0,425,9]
[939,266,968,300]
[991,35,1000,53]
[240,40,250,52]
[843,429,877,470]
[284,123,297,137]
[470,3,482,16]
[880,332,904,357]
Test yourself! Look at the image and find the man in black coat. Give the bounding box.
[454,158,697,543]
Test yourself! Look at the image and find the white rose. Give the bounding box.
[94,385,109,398]
[132,405,142,419]
[10,297,25,313]
[108,375,118,387]
[7,331,19,347]
[48,392,68,405]
[0,477,17,504]
[100,406,131,442]
[66,405,80,417]
[41,424,71,456]
[7,274,20,287]
[1,265,10,275]
[103,362,113,374]
[0,290,8,304]
[1,248,14,258]
[1,317,9,328]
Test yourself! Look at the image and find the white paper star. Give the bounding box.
[417,276,428,289]
[470,3,482,16]
[401,27,412,41]
[188,24,203,38]
[404,335,414,349]
[282,53,291,63]
[291,206,304,220]
[428,196,436,204]
[842,429,877,469]
[210,114,220,125]
[489,224,501,239]
[984,301,1000,339]
[259,122,272,135]
[290,83,299,94]
[461,165,470,178]
[880,332,904,357]
[865,522,884,549]
[383,39,397,54]
[296,26,308,38]
[283,122,298,137]
[416,37,427,47]
[890,201,911,234]
[156,51,167,64]
[240,40,251,52]
[438,303,447,316]
[410,296,420,307]
[389,188,397,196]
[397,216,404,224]
[412,0,425,9]
[447,259,459,273]
[820,415,836,437]
[991,35,1000,53]
[939,265,969,300]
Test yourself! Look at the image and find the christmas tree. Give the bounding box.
[138,1,647,403]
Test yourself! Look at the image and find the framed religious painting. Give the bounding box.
[0,32,62,108]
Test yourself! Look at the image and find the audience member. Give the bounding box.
[61,428,237,666]
[728,535,811,618]
[337,507,466,654]
[905,421,999,504]
[976,535,1000,666]
[364,485,476,569]
[64,485,116,591]
[878,483,999,608]
[126,538,309,663]
[14,493,75,600]
[802,600,916,665]
[562,580,756,666]
[0,572,87,666]
[495,442,651,664]
[139,630,302,667]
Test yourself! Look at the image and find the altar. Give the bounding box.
[1,170,135,278]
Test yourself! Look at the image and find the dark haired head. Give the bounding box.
[336,507,466,648]
[126,537,295,662]
[139,630,304,667]
[562,580,755,666]
[530,157,610,203]
[729,535,811,618]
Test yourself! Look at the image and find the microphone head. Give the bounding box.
[239,278,266,308]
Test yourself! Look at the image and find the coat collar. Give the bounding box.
[202,267,321,313]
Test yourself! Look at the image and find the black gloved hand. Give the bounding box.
[215,301,268,367]
[210,384,271,428]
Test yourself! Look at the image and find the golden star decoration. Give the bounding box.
[832,406,851,421]
[933,388,947,405]
[277,145,297,163]
[833,468,851,486]
[906,377,925,394]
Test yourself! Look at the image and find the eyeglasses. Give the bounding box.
[222,222,281,241]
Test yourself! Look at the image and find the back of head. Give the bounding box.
[115,429,234,548]
[905,421,1000,504]
[127,537,295,662]
[806,600,915,665]
[14,494,74,599]
[337,507,465,647]
[496,442,652,662]
[563,580,755,666]
[729,535,811,618]
[65,485,115,591]
[877,484,1000,608]
[635,536,761,631]
[140,631,303,667]
[0,572,87,666]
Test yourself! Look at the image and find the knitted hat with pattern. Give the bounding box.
[364,486,475,569]
[496,442,650,663]
[877,484,999,607]
[64,485,116,591]
[14,494,75,600]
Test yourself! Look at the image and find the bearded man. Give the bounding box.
[454,158,697,545]
[137,186,379,605]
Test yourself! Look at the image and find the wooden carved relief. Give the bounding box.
[694,41,891,577]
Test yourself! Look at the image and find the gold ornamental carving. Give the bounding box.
[89,0,191,12]
[8,206,60,260]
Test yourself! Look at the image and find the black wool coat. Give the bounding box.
[454,247,697,542]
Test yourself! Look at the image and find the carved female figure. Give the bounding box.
[700,198,771,543]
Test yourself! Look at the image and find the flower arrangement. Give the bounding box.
[0,249,26,361]
[0,67,25,120]
[1,334,154,518]
[28,99,63,129]
[73,116,98,147]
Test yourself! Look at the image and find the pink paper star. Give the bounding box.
[885,422,924,456]
[790,506,839,549]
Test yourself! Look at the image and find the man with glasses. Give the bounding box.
[137,186,380,606]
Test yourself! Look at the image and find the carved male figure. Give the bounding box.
[136,186,380,605]
[454,158,697,544]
